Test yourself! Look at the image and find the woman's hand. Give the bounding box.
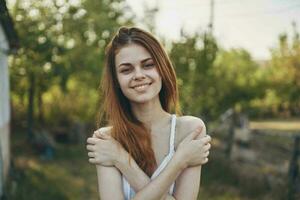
[175,126,211,169]
[86,130,128,167]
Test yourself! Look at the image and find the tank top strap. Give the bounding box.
[122,114,177,199]
[122,176,131,198]
[169,114,176,153]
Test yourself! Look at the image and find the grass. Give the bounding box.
[7,118,299,200]
[198,151,275,200]
[6,132,98,200]
[8,141,255,200]
[250,118,300,132]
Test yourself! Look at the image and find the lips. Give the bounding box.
[131,82,152,92]
[131,82,152,88]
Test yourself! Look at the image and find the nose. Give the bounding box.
[132,67,146,80]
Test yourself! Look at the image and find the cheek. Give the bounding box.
[116,74,127,87]
[149,67,161,79]
[152,71,162,92]
[117,75,131,95]
[153,71,162,85]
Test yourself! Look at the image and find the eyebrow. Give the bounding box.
[118,57,153,68]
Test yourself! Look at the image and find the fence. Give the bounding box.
[210,108,300,200]
[0,24,11,199]
[0,145,3,199]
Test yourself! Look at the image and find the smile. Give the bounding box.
[132,83,152,92]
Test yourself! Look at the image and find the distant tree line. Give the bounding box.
[8,0,300,137]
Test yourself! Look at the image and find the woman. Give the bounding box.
[86,27,211,200]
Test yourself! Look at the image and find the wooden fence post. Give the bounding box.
[287,135,300,200]
[225,113,236,157]
[0,145,3,199]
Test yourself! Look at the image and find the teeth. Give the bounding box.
[135,84,147,89]
[133,83,150,90]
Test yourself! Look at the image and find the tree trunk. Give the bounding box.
[27,72,35,140]
[37,85,44,126]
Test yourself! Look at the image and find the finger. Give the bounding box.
[87,137,99,144]
[203,157,208,164]
[184,126,203,141]
[201,135,211,144]
[195,126,203,133]
[203,143,211,151]
[94,130,111,140]
[100,133,111,140]
[89,158,97,164]
[86,145,95,151]
[88,152,95,158]
[93,129,102,137]
[94,130,101,137]
[204,150,210,157]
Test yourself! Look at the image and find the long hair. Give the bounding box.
[98,27,181,176]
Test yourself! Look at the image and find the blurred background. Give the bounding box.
[1,0,300,199]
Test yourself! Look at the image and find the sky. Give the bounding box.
[125,0,300,60]
[6,0,300,60]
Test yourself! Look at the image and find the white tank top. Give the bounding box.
[122,114,177,200]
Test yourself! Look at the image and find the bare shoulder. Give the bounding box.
[175,115,206,147]
[177,115,205,128]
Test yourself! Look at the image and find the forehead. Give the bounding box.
[115,43,152,65]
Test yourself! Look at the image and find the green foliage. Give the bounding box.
[267,25,300,115]
[249,23,300,118]
[10,0,134,128]
[170,32,263,119]
[170,23,300,119]
[212,49,263,116]
[9,0,300,129]
[170,33,218,118]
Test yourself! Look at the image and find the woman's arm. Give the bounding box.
[173,118,207,199]
[131,151,186,200]
[116,149,185,200]
[116,118,208,200]
[88,128,188,200]
[96,166,125,200]
[115,149,177,200]
[173,166,201,199]
[88,123,210,200]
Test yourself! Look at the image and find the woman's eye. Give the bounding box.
[121,68,130,73]
[144,63,154,68]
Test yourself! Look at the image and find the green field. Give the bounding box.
[7,142,260,200]
[6,119,300,200]
[250,119,300,132]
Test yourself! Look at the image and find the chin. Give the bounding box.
[127,91,161,104]
[129,96,155,104]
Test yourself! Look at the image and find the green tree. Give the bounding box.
[212,48,264,117]
[170,32,218,119]
[9,0,134,139]
[266,22,300,116]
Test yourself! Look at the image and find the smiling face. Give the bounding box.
[115,43,162,104]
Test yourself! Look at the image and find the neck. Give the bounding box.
[130,96,171,131]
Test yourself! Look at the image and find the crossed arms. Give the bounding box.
[86,119,211,200]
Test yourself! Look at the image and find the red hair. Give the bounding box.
[98,27,181,176]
